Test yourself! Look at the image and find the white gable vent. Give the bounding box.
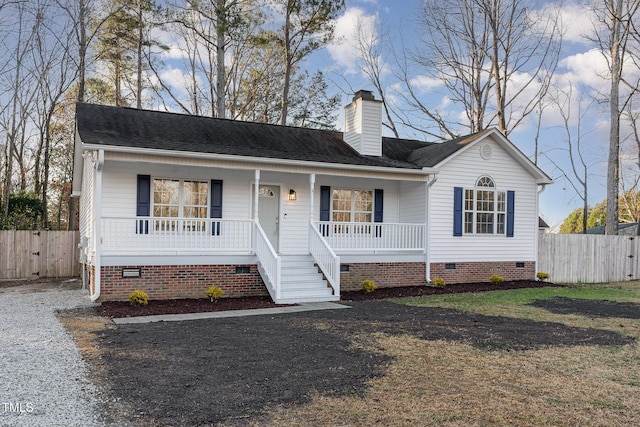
[480,143,492,160]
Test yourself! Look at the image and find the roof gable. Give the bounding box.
[401,128,552,184]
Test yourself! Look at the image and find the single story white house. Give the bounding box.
[72,90,552,303]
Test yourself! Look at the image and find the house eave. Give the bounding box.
[80,143,439,178]
[434,128,553,184]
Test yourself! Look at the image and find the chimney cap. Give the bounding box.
[353,90,375,102]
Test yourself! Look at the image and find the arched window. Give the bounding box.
[463,176,506,234]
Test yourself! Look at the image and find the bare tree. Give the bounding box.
[354,16,398,137]
[165,0,256,118]
[542,82,599,234]
[273,0,344,125]
[589,0,640,235]
[406,0,561,138]
[0,2,40,226]
[30,1,78,228]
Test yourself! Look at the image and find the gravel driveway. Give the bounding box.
[0,281,104,426]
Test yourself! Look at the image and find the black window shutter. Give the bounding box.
[320,186,330,221]
[136,175,150,234]
[374,189,383,237]
[211,180,223,235]
[320,186,330,236]
[453,187,463,236]
[374,189,384,222]
[506,190,515,237]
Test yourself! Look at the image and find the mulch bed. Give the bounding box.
[96,280,563,318]
[96,295,289,318]
[89,296,633,426]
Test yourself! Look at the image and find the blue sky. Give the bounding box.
[149,0,638,228]
[313,0,639,228]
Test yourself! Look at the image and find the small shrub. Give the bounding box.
[128,289,148,306]
[206,286,224,301]
[489,275,504,284]
[361,279,377,293]
[536,271,550,281]
[432,277,446,288]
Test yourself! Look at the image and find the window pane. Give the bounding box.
[354,190,373,212]
[497,192,506,212]
[465,190,474,210]
[332,190,352,222]
[476,212,494,234]
[354,212,372,223]
[464,212,474,233]
[477,177,495,187]
[183,181,208,218]
[476,190,494,212]
[497,213,505,234]
[332,211,350,222]
[153,179,179,205]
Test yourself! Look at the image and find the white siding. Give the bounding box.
[260,171,311,255]
[429,137,538,262]
[343,99,382,156]
[100,161,253,219]
[399,181,426,223]
[343,102,360,152]
[313,176,400,224]
[360,102,382,156]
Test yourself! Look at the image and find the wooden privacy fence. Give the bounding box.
[538,233,639,283]
[0,231,80,280]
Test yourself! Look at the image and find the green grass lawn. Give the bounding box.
[394,281,640,326]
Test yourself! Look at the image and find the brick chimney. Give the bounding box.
[343,90,382,156]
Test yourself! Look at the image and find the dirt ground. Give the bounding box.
[58,289,636,426]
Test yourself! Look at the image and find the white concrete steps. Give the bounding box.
[275,255,339,304]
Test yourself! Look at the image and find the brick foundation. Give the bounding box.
[340,262,428,291]
[90,260,536,301]
[95,264,268,301]
[430,261,535,284]
[340,261,535,290]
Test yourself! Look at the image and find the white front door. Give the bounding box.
[258,185,280,251]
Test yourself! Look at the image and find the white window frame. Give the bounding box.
[331,189,373,223]
[152,178,209,232]
[463,177,506,235]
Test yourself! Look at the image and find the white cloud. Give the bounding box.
[151,26,190,60]
[555,48,612,96]
[549,2,595,45]
[157,67,198,99]
[326,7,378,74]
[408,74,442,92]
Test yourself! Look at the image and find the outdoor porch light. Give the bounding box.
[288,189,297,201]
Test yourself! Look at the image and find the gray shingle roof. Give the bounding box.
[75,103,492,170]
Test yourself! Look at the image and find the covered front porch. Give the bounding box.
[92,159,434,303]
[99,218,426,303]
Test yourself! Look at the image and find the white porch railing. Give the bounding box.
[101,217,254,254]
[255,221,281,300]
[309,221,340,295]
[316,221,425,252]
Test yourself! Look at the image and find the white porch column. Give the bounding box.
[309,173,315,223]
[253,170,261,221]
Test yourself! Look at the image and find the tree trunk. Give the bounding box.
[216,0,226,119]
[279,3,292,126]
[605,0,623,236]
[136,3,143,109]
[77,0,87,103]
